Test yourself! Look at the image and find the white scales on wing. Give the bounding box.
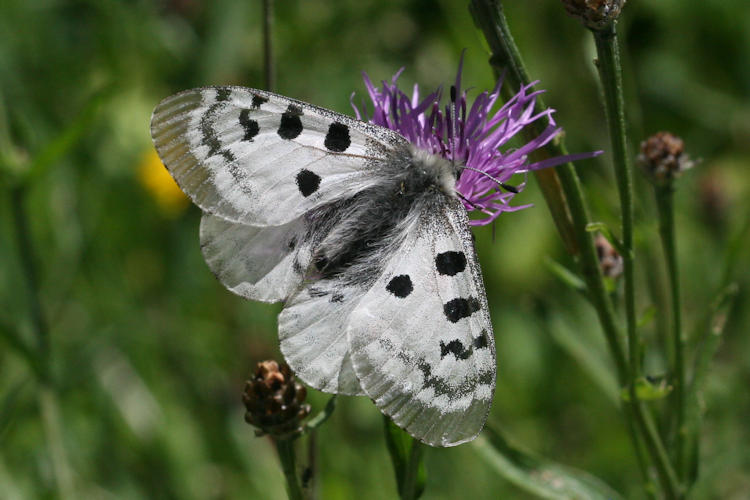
[151,86,496,446]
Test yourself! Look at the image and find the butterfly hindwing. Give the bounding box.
[278,279,366,395]
[151,86,406,227]
[347,200,495,447]
[199,214,312,303]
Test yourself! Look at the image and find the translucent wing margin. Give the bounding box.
[278,280,366,396]
[150,86,406,227]
[199,214,313,303]
[347,200,496,446]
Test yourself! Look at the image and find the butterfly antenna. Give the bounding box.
[456,191,481,211]
[458,165,519,193]
[449,85,458,164]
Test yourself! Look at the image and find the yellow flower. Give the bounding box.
[138,148,189,216]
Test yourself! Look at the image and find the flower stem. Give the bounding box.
[401,440,424,500]
[654,185,686,480]
[591,23,682,498]
[591,24,637,386]
[469,0,627,381]
[468,0,680,495]
[10,186,50,379]
[11,185,75,499]
[276,438,304,500]
[261,0,275,91]
[622,405,658,499]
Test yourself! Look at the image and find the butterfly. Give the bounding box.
[150,86,495,446]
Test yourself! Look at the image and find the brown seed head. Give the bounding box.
[561,0,626,30]
[637,131,693,186]
[243,360,311,437]
[595,234,623,278]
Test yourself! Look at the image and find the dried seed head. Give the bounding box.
[243,360,311,437]
[637,132,694,186]
[595,234,623,278]
[561,0,626,30]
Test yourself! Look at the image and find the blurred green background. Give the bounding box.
[1,0,749,498]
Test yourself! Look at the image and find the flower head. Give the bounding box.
[637,131,694,186]
[243,360,311,437]
[352,56,600,225]
[561,0,626,30]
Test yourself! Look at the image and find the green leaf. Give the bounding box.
[474,426,624,500]
[684,283,739,487]
[620,377,672,402]
[0,319,42,379]
[383,417,426,499]
[636,305,657,329]
[546,315,619,404]
[0,378,31,445]
[544,257,586,294]
[304,395,337,431]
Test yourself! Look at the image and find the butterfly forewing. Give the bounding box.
[347,200,496,446]
[150,86,406,227]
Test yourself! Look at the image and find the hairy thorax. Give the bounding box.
[308,145,458,280]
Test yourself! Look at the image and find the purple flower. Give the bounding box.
[352,56,601,225]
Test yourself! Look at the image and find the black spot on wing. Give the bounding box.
[199,104,251,194]
[278,104,303,139]
[251,94,268,109]
[378,338,493,398]
[473,329,489,350]
[239,109,259,141]
[439,329,490,361]
[435,251,467,276]
[296,169,321,197]
[386,275,413,298]
[440,339,471,360]
[200,104,223,157]
[443,296,480,323]
[324,122,351,152]
[215,88,231,101]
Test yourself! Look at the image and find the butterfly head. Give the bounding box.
[405,145,457,199]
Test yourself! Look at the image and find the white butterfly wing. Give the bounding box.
[347,200,496,446]
[151,86,406,227]
[199,214,312,302]
[278,280,366,395]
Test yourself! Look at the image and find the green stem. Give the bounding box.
[39,386,75,500]
[262,0,275,91]
[11,185,76,498]
[10,186,50,380]
[468,0,676,495]
[468,0,627,383]
[655,186,686,480]
[276,438,304,500]
[622,405,658,499]
[592,24,637,385]
[592,24,682,499]
[401,440,424,500]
